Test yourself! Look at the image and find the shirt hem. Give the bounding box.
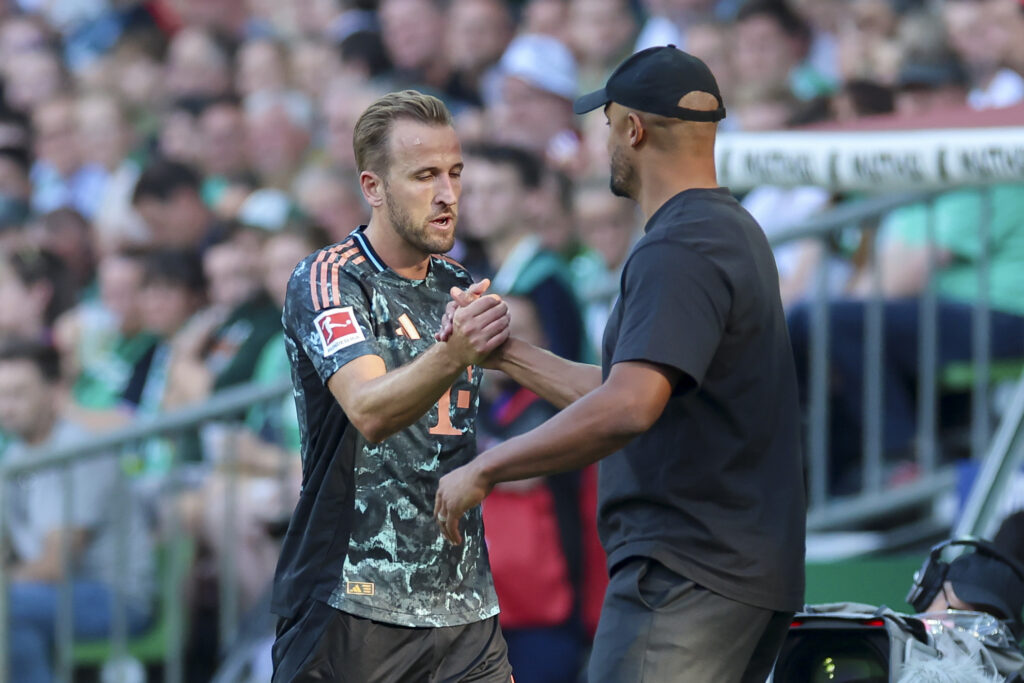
[607,541,804,613]
[326,597,501,628]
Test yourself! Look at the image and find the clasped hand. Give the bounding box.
[433,278,509,544]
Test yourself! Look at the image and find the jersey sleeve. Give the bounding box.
[283,255,380,384]
[610,241,731,387]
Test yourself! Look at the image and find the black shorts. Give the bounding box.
[271,600,513,683]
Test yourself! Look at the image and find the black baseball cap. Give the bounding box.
[573,45,726,122]
[947,552,1024,626]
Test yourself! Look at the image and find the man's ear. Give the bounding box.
[626,112,645,148]
[360,170,385,208]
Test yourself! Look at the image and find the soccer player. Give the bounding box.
[435,47,806,682]
[270,90,513,682]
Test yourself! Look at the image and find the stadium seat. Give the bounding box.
[72,536,195,670]
[940,359,1024,393]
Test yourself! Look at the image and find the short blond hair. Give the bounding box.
[352,90,453,175]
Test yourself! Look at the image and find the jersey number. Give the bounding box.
[429,367,473,436]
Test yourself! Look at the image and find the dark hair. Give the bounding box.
[339,30,393,79]
[4,247,76,324]
[0,145,31,176]
[275,221,331,251]
[0,337,61,383]
[736,0,811,43]
[132,159,202,204]
[843,80,895,117]
[142,248,207,293]
[464,144,544,190]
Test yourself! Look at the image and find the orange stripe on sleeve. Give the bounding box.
[331,262,341,306]
[309,250,330,309]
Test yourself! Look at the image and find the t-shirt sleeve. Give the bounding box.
[881,190,981,260]
[611,241,730,387]
[283,256,380,384]
[28,456,118,534]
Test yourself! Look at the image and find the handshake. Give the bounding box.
[432,278,511,367]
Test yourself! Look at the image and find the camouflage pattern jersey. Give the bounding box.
[270,226,499,628]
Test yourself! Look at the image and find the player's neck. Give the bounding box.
[637,156,718,221]
[363,219,432,280]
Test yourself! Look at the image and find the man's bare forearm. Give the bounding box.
[330,343,467,443]
[493,338,602,409]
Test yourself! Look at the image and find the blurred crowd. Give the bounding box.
[0,0,1022,680]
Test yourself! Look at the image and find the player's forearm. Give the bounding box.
[473,383,643,483]
[493,338,602,409]
[343,343,466,443]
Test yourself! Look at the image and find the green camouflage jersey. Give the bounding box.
[271,226,499,628]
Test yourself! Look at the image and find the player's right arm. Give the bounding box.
[329,296,507,443]
[286,257,509,444]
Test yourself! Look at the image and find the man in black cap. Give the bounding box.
[917,544,1024,635]
[435,46,806,682]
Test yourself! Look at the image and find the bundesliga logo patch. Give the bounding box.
[315,306,365,356]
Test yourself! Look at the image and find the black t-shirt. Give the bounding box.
[599,188,806,612]
[271,227,499,627]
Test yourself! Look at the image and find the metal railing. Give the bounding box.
[768,187,1024,539]
[3,186,1023,680]
[0,378,292,682]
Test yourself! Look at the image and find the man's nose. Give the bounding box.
[435,175,458,206]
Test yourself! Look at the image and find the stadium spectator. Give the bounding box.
[633,0,716,52]
[319,78,384,173]
[942,0,1024,110]
[0,339,154,683]
[683,19,737,111]
[291,164,368,242]
[75,93,148,251]
[59,248,158,428]
[568,0,638,94]
[155,97,205,167]
[569,181,641,357]
[243,90,314,189]
[26,208,96,294]
[235,38,289,99]
[490,33,583,173]
[162,227,280,409]
[378,0,470,107]
[3,47,66,115]
[132,248,208,473]
[460,143,586,362]
[180,223,323,617]
[446,0,515,106]
[734,0,834,102]
[788,184,1024,493]
[289,38,342,99]
[197,97,251,203]
[30,96,104,218]
[894,55,970,118]
[131,159,218,250]
[0,247,75,344]
[835,0,902,85]
[164,26,233,101]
